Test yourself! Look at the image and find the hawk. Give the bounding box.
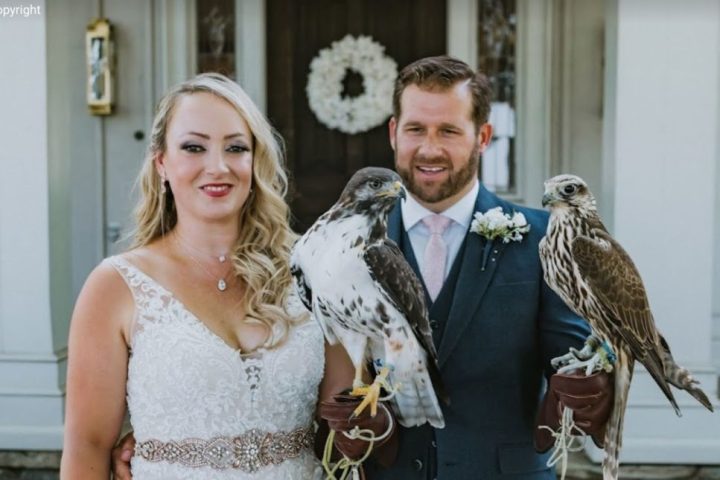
[539,174,714,480]
[291,167,446,428]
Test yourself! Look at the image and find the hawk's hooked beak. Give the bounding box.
[379,181,406,200]
[395,181,407,201]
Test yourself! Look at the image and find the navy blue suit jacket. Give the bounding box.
[366,185,590,479]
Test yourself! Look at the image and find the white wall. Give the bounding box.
[610,0,717,365]
[713,5,720,376]
[0,1,52,355]
[0,0,66,448]
[592,0,720,463]
[47,0,105,354]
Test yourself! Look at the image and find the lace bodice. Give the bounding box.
[108,256,325,479]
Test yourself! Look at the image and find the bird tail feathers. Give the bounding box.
[390,366,445,429]
[658,336,714,413]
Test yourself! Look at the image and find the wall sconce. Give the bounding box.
[86,18,114,116]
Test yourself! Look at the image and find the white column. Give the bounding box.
[0,0,65,449]
[592,0,720,463]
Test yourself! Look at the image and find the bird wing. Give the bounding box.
[290,251,339,345]
[364,239,448,403]
[290,262,313,312]
[571,229,679,410]
[364,239,436,359]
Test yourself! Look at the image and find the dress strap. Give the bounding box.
[105,255,174,338]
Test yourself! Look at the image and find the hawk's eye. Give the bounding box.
[562,184,577,195]
[369,179,382,190]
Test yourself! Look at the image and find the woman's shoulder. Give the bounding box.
[89,246,162,303]
[71,256,136,343]
[87,256,133,296]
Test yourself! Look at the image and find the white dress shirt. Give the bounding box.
[401,180,480,280]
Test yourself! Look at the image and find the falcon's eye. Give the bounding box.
[368,179,382,190]
[562,184,577,195]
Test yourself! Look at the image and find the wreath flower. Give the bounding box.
[306,35,397,135]
[471,207,531,270]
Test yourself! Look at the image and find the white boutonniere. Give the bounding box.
[471,207,530,243]
[470,207,531,270]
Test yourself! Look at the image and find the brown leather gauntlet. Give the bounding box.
[318,393,398,466]
[535,370,614,452]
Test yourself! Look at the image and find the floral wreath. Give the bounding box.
[306,35,398,135]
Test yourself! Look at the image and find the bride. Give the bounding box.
[60,73,357,479]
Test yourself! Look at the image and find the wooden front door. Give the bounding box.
[267,0,446,231]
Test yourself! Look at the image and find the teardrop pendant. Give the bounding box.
[217,279,227,291]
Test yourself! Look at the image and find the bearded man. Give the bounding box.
[343,56,613,480]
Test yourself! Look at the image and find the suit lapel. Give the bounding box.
[437,185,507,367]
[387,201,402,245]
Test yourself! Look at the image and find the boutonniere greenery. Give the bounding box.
[470,207,531,270]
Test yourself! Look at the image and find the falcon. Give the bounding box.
[539,174,714,480]
[291,167,446,428]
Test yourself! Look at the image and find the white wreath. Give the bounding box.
[306,35,398,135]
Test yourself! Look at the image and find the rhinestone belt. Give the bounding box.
[135,426,314,472]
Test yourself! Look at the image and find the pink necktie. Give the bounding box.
[421,215,452,301]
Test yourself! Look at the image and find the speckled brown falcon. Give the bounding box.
[538,174,714,480]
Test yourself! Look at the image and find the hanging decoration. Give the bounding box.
[306,35,397,135]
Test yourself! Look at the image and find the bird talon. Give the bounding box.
[350,386,370,397]
[350,367,391,418]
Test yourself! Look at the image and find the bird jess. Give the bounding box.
[539,173,714,480]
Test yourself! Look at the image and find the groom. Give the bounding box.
[347,56,612,479]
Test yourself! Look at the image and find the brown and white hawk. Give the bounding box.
[539,174,714,480]
[291,167,447,428]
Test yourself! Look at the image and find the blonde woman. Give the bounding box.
[61,74,357,479]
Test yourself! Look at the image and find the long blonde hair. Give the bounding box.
[131,73,302,347]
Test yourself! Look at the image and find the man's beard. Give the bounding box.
[396,142,480,205]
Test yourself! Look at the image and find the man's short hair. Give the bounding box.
[392,55,493,129]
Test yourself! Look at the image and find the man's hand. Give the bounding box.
[535,370,613,452]
[111,431,135,480]
[319,393,397,465]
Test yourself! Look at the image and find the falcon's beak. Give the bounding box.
[541,191,556,207]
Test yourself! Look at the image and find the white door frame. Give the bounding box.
[153,0,266,111]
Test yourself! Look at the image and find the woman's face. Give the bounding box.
[157,92,253,227]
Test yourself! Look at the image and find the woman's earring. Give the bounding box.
[160,175,167,194]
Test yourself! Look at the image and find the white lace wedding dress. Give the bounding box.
[109,256,325,479]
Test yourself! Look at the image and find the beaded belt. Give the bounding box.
[135,426,314,473]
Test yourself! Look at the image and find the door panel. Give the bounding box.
[267,0,447,231]
[103,0,155,254]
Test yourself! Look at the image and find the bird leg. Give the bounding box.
[350,367,391,418]
[553,335,614,375]
[351,362,365,391]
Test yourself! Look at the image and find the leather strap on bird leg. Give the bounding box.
[321,402,395,480]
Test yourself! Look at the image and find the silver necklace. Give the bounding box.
[174,231,229,264]
[173,234,233,292]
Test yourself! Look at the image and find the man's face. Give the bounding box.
[389,82,492,212]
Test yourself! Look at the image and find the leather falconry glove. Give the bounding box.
[535,370,614,452]
[319,393,398,465]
